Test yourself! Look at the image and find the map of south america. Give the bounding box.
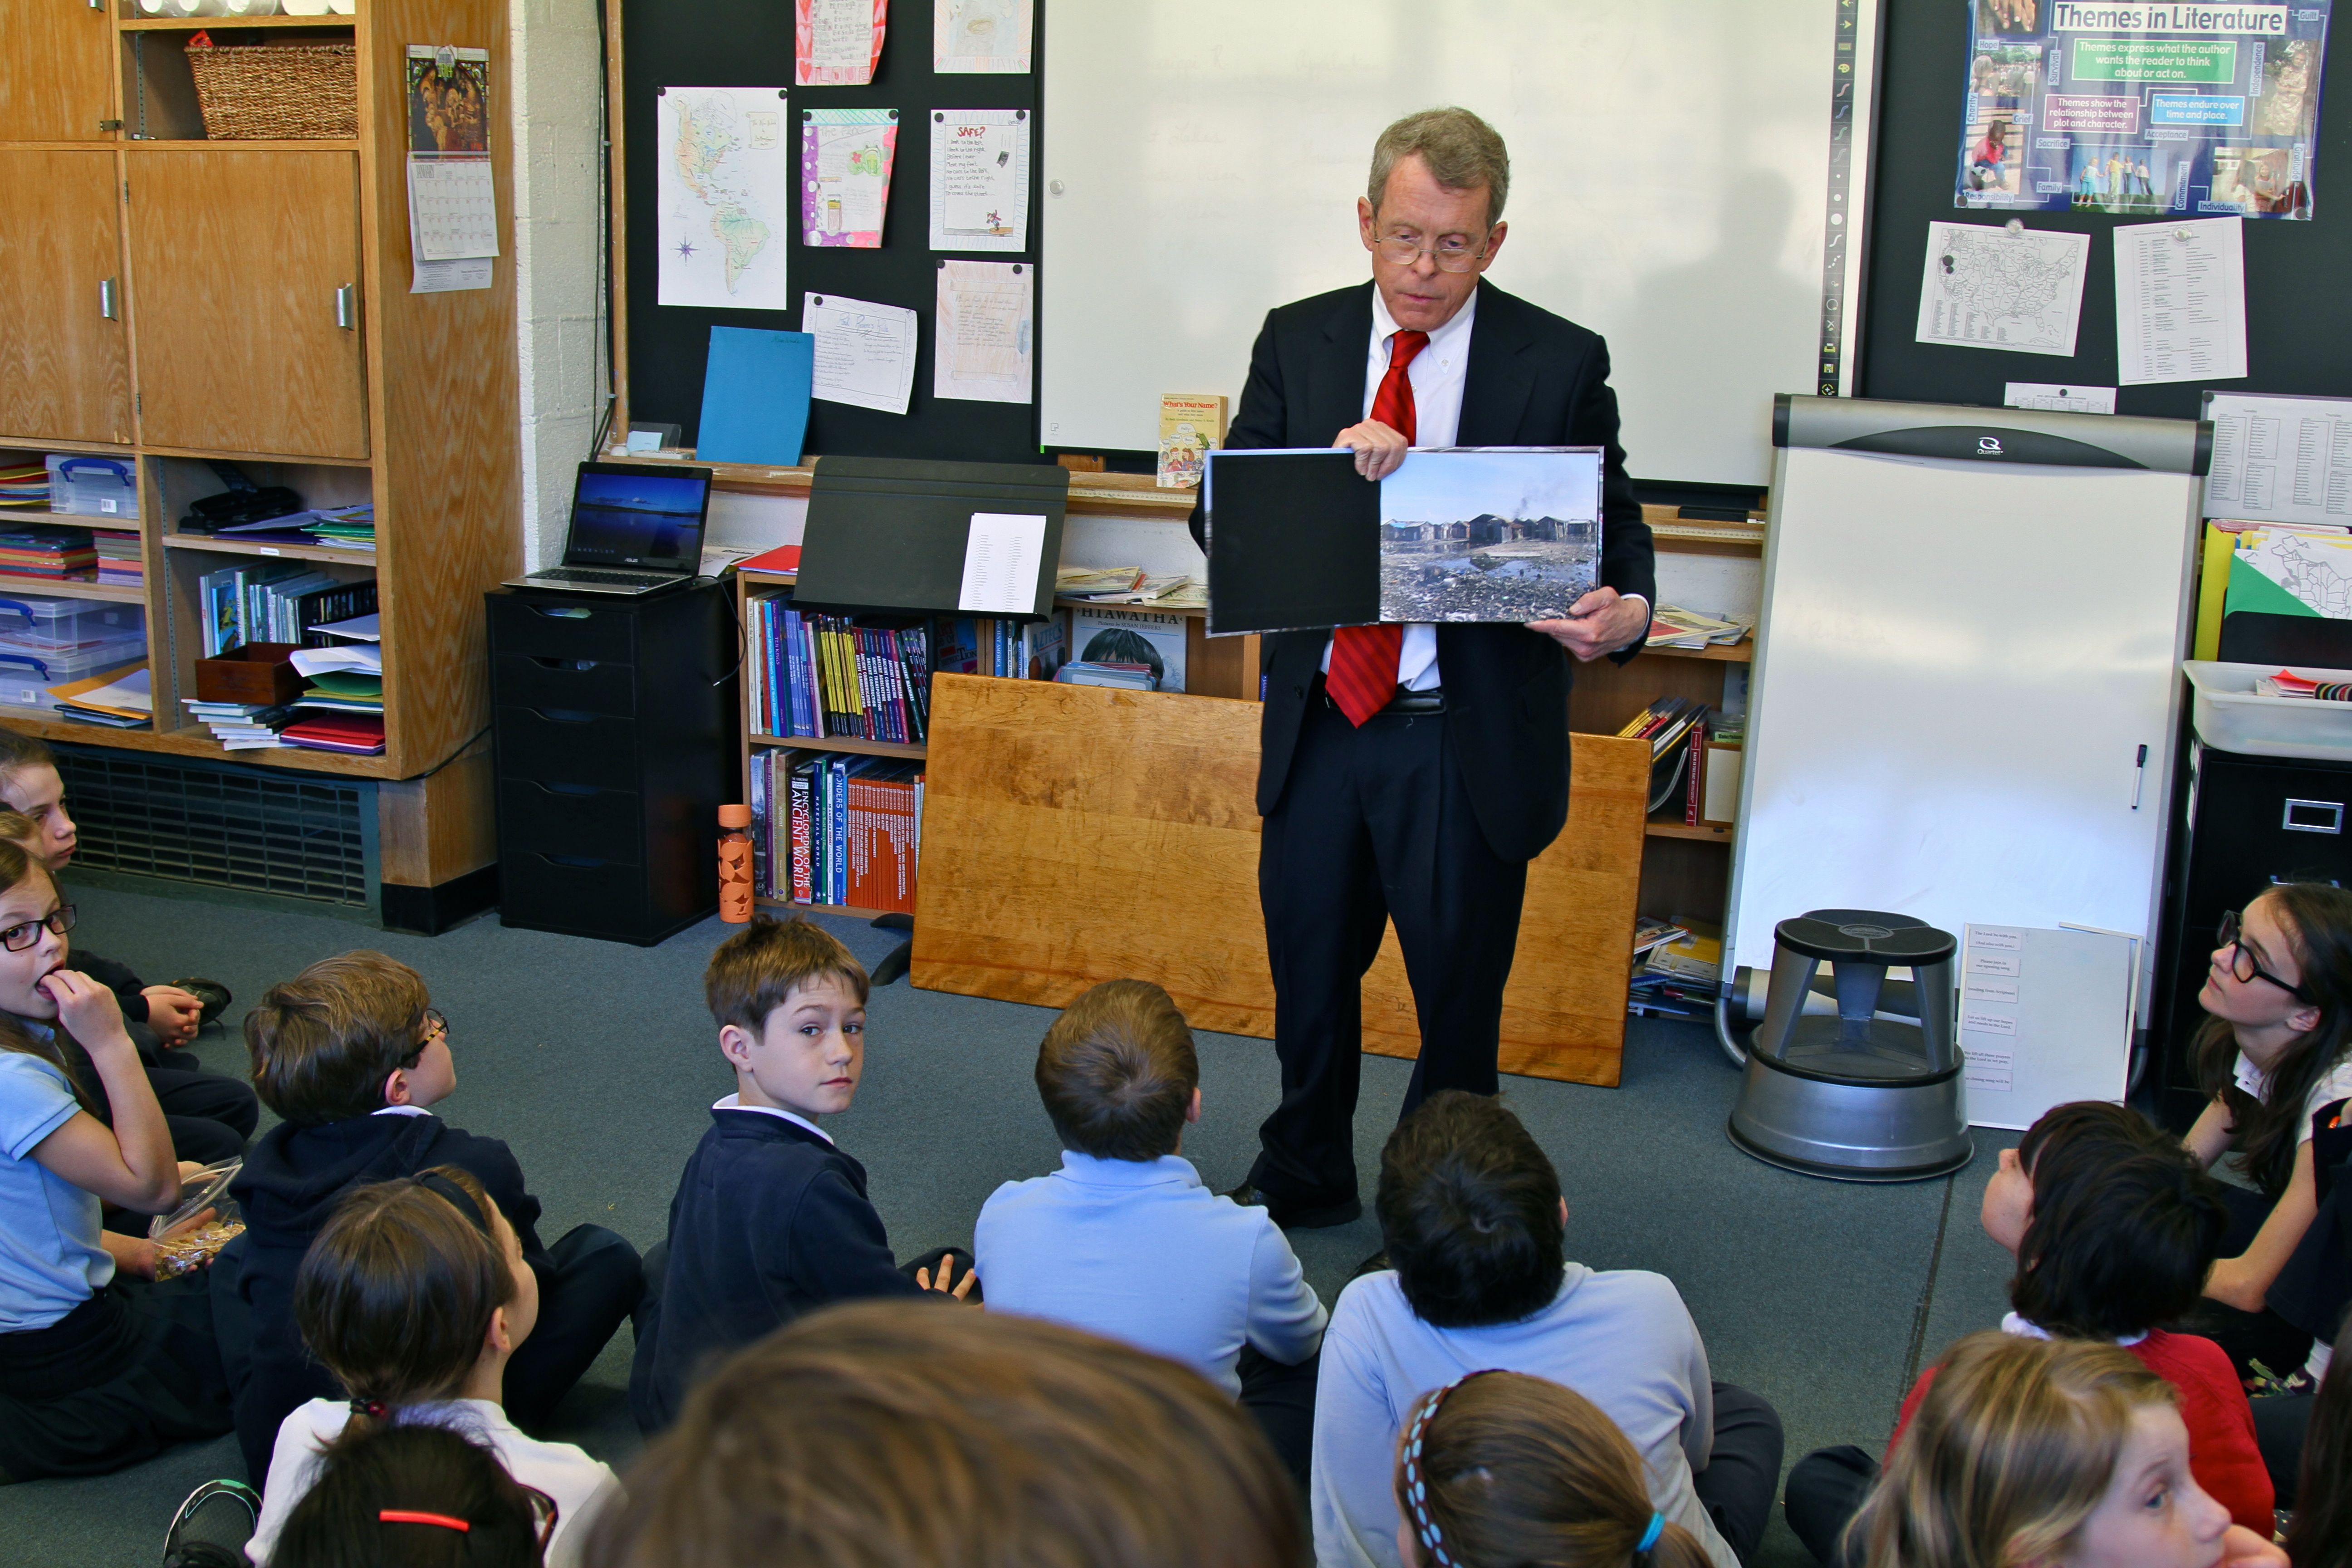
[657,87,792,311]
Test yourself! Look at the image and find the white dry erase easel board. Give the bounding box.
[1725,398,2205,1016]
[1960,924,2136,1130]
[1039,0,1879,488]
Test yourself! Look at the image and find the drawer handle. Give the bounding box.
[2284,799,2344,834]
[539,782,602,798]
[545,854,609,869]
[534,708,598,724]
[529,656,603,671]
[529,605,594,621]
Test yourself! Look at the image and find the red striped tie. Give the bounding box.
[1326,329,1428,726]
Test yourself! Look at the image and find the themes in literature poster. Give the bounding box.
[802,108,899,246]
[1957,1,2330,220]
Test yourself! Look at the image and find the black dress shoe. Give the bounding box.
[1349,1248,1392,1282]
[1221,1182,1363,1230]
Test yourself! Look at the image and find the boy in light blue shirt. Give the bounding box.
[975,979,1326,1483]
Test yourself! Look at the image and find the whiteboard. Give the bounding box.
[1725,444,2201,994]
[1039,0,1877,486]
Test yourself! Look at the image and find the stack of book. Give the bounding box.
[746,596,934,744]
[93,531,142,588]
[936,612,1064,681]
[0,464,48,508]
[183,700,294,750]
[0,523,98,580]
[1628,918,1723,1018]
[1054,565,1204,608]
[1618,697,1713,815]
[198,564,377,655]
[280,711,385,755]
[299,505,377,551]
[1054,661,1157,691]
[296,670,384,716]
[1645,604,1754,650]
[749,750,923,913]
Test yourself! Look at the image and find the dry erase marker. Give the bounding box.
[2130,744,2147,810]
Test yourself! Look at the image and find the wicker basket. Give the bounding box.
[186,43,358,140]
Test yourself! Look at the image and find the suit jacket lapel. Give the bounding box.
[1305,284,1376,446]
[1457,284,1537,445]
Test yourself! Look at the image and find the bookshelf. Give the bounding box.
[0,0,522,911]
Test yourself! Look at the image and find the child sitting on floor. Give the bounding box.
[1848,1332,2283,1568]
[0,730,252,1168]
[0,838,230,1482]
[1312,1090,1781,1568]
[1784,1099,2271,1565]
[628,916,971,1435]
[245,1166,617,1566]
[2284,1315,2352,1568]
[1391,1370,1711,1568]
[276,1422,554,1568]
[974,978,1326,1484]
[227,951,642,1484]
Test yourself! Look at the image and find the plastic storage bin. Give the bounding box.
[0,642,144,709]
[2185,661,2352,761]
[0,597,143,653]
[43,456,137,521]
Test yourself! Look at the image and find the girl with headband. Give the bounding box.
[241,1167,617,1567]
[1392,1370,1710,1568]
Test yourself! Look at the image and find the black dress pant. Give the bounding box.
[1783,1444,1876,1568]
[1696,1381,1786,1567]
[1250,695,1529,1207]
[1237,1344,1318,1492]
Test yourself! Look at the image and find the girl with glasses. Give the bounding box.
[2186,883,2352,1391]
[0,837,234,1483]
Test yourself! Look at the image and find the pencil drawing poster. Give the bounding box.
[1377,448,1602,622]
[658,86,794,311]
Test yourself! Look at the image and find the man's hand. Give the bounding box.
[142,986,203,1048]
[1332,420,1410,481]
[915,1253,979,1305]
[1528,588,1648,662]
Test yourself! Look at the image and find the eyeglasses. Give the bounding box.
[522,1485,559,1550]
[421,1007,448,1044]
[0,905,74,953]
[2217,909,2314,1002]
[1374,227,1494,273]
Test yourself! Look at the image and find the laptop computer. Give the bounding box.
[505,461,714,596]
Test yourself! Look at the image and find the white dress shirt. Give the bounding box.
[1321,284,1646,693]
[712,1092,834,1144]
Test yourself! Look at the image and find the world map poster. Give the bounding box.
[658,85,794,311]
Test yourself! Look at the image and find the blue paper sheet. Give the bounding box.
[697,326,814,465]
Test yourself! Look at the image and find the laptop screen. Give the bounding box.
[564,465,712,570]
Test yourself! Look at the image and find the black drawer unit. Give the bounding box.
[2152,740,2352,1125]
[487,585,735,945]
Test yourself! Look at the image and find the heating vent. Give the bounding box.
[55,746,373,907]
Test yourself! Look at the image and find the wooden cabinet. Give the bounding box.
[126,149,367,460]
[0,0,116,143]
[0,149,129,444]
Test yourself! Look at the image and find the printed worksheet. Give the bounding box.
[934,259,1032,403]
[929,108,1029,251]
[933,0,1030,72]
[2114,216,2247,387]
[2202,392,2352,525]
[805,292,918,416]
[657,85,794,312]
[1914,222,2086,356]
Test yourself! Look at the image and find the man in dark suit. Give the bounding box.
[1208,108,1656,1229]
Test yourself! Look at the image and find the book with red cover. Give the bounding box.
[280,711,384,754]
[1685,724,1705,826]
[741,544,803,574]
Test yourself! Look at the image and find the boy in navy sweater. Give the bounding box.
[629,917,973,1434]
[224,951,643,1483]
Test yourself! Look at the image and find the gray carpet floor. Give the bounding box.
[0,876,2022,1566]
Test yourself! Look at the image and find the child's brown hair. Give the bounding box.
[244,951,432,1125]
[1034,979,1198,1161]
[585,1300,1302,1568]
[703,916,869,1033]
[293,1166,517,1427]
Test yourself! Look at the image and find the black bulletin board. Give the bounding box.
[615,0,1047,463]
[1860,0,2352,418]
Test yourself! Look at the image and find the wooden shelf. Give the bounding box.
[0,510,144,532]
[601,451,1198,519]
[0,436,134,458]
[750,733,927,760]
[120,14,356,28]
[1646,819,1732,843]
[0,575,147,604]
[122,137,361,151]
[137,442,373,467]
[1055,594,1205,617]
[161,533,369,564]
[0,709,396,777]
[1645,640,1751,662]
[754,894,906,920]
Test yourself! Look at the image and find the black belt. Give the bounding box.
[1319,681,1446,715]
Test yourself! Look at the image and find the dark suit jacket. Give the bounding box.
[1200,281,1655,862]
[628,1108,921,1432]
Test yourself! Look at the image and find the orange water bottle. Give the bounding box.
[718,804,754,922]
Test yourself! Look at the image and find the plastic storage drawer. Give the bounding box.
[0,641,144,708]
[0,597,143,652]
[43,456,137,520]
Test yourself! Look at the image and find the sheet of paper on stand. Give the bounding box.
[290,644,383,677]
[2114,216,2248,386]
[1913,222,2088,357]
[955,511,1045,613]
[934,260,1033,403]
[928,108,1029,250]
[804,292,918,413]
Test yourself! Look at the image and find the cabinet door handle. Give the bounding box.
[98,279,117,320]
[334,284,356,329]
